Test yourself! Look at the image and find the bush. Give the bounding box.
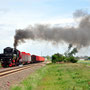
[67,56,78,63]
[52,53,63,63]
[52,53,78,63]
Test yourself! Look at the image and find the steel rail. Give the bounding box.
[0,62,42,73]
[0,62,44,78]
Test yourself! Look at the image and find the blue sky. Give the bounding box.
[0,0,90,26]
[0,0,90,56]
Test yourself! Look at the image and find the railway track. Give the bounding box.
[0,62,44,78]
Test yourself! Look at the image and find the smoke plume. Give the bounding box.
[14,10,90,49]
[73,9,88,18]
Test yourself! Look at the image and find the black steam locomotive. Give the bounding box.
[0,47,21,67]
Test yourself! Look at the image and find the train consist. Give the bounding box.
[0,47,45,67]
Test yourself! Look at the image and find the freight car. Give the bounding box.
[31,55,45,63]
[0,47,45,67]
[21,52,31,65]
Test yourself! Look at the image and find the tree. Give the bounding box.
[88,57,90,60]
[52,53,63,63]
[52,44,78,63]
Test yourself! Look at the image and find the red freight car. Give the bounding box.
[21,52,31,64]
[31,55,45,63]
[27,53,31,64]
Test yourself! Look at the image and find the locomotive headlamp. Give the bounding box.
[13,54,16,57]
[9,59,11,60]
[1,59,3,63]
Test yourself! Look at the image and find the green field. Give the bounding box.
[78,60,90,66]
[11,63,90,90]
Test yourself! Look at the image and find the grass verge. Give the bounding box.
[11,63,90,90]
[11,65,49,90]
[78,60,90,66]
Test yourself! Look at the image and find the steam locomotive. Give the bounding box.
[0,47,45,67]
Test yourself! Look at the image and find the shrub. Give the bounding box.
[68,56,78,63]
[52,53,78,63]
[52,53,63,63]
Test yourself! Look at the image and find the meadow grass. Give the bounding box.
[78,60,90,66]
[11,63,90,90]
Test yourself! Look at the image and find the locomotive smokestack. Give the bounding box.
[14,9,90,49]
[14,39,17,49]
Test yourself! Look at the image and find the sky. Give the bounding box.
[0,0,90,56]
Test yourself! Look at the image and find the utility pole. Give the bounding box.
[41,51,42,56]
